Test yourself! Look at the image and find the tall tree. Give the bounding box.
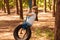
[29,0,32,12]
[55,0,60,40]
[1,0,4,10]
[32,0,38,21]
[5,0,10,14]
[16,0,19,14]
[44,0,47,12]
[53,0,56,17]
[3,0,6,13]
[19,0,23,19]
[49,0,51,11]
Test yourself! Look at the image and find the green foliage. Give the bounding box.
[9,0,15,8]
[0,0,15,9]
[0,0,53,10]
[35,28,54,40]
[0,0,3,9]
[44,28,54,40]
[35,28,42,36]
[36,0,44,7]
[22,0,28,8]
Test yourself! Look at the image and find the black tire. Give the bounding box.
[13,24,31,40]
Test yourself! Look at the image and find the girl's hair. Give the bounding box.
[32,6,38,10]
[29,6,38,13]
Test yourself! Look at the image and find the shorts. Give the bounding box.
[22,22,32,29]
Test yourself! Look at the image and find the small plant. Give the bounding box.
[34,27,54,40]
[35,28,43,37]
[44,28,54,40]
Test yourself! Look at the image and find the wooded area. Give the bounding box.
[0,0,60,40]
[0,0,56,19]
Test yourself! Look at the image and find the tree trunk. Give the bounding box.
[32,0,38,21]
[53,0,55,17]
[55,0,60,40]
[29,0,32,12]
[19,0,23,19]
[49,0,51,11]
[16,0,19,14]
[3,0,6,13]
[2,0,6,13]
[5,0,10,14]
[1,0,4,11]
[44,0,47,12]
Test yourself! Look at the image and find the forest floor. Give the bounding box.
[0,10,55,40]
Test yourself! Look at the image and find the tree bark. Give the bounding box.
[1,0,4,11]
[5,0,10,14]
[16,0,19,14]
[3,0,6,13]
[49,0,51,11]
[55,0,60,40]
[44,0,47,12]
[19,0,23,19]
[53,0,55,17]
[32,0,38,21]
[29,0,32,12]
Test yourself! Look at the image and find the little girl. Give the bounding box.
[22,6,37,29]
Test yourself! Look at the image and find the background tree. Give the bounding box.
[3,0,6,13]
[55,0,60,40]
[48,0,51,11]
[29,0,32,12]
[44,0,47,12]
[32,0,38,21]
[5,0,10,14]
[15,0,19,14]
[19,0,23,19]
[1,0,6,13]
[53,0,56,17]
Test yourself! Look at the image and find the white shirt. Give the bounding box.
[26,12,36,25]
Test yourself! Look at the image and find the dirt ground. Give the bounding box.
[0,10,55,40]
